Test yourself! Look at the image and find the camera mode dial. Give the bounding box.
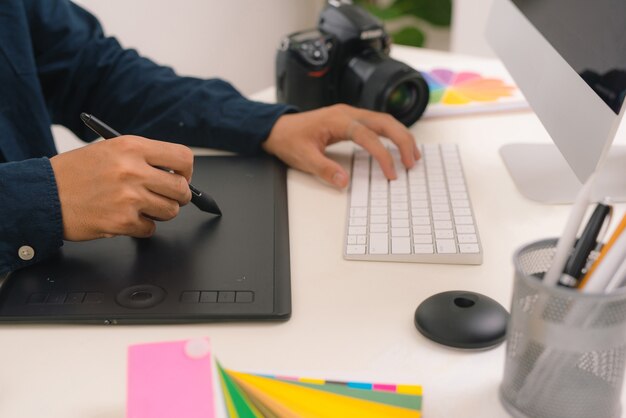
[297,39,329,66]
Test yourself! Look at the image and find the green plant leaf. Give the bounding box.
[389,0,452,26]
[359,3,406,21]
[391,26,425,47]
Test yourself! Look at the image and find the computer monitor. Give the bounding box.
[486,0,626,203]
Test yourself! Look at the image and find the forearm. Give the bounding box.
[0,158,64,275]
[28,0,295,154]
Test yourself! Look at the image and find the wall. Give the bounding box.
[450,0,495,57]
[55,0,324,151]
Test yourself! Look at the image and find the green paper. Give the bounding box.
[216,363,261,418]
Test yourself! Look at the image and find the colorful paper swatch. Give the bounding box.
[127,338,216,418]
[424,68,517,105]
[127,338,423,418]
[218,364,422,418]
[417,66,528,118]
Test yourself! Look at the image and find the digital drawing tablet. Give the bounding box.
[0,155,291,324]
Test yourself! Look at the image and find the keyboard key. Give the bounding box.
[435,230,454,239]
[350,207,367,217]
[346,245,366,255]
[458,234,478,243]
[391,210,409,219]
[413,235,433,244]
[434,220,452,229]
[369,233,389,254]
[391,219,409,228]
[371,207,388,215]
[414,244,434,254]
[350,217,367,226]
[391,228,410,237]
[391,237,411,254]
[436,239,457,254]
[413,225,432,234]
[370,224,388,233]
[348,226,366,235]
[456,224,476,234]
[460,243,480,253]
[370,215,388,224]
[454,216,474,225]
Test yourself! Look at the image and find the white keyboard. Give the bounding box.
[344,143,482,264]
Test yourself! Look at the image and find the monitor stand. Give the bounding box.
[500,143,626,204]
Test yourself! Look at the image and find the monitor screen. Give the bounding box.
[486,0,626,202]
[512,0,626,114]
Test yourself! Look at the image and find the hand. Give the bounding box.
[263,104,420,188]
[50,136,194,241]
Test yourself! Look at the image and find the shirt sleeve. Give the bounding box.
[26,0,296,155]
[0,158,63,276]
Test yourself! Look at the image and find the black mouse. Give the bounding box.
[414,291,509,349]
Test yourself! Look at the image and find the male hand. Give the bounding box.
[50,136,193,241]
[263,104,420,188]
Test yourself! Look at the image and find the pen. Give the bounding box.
[80,113,222,216]
[542,173,596,286]
[578,212,626,291]
[559,201,612,287]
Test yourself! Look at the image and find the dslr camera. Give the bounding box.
[276,0,429,126]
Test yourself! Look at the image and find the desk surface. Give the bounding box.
[3,46,626,418]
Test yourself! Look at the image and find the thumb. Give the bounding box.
[308,150,349,188]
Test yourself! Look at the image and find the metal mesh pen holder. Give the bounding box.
[500,238,626,418]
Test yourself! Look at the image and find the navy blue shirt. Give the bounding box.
[0,0,293,275]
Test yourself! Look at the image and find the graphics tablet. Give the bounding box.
[0,155,291,323]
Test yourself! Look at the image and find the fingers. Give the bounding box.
[307,149,350,188]
[347,121,397,179]
[121,136,195,181]
[361,113,421,165]
[144,167,193,206]
[345,106,420,168]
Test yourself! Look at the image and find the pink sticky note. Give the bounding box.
[127,338,214,418]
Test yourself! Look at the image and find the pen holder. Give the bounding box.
[500,238,626,418]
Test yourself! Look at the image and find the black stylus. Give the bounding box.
[80,113,222,216]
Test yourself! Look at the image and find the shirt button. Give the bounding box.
[18,245,35,261]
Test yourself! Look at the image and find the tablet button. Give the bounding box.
[236,292,254,303]
[200,291,218,303]
[116,285,166,309]
[180,291,200,303]
[217,291,235,303]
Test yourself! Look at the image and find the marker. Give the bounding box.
[80,113,222,216]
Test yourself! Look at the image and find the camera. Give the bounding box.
[276,1,429,126]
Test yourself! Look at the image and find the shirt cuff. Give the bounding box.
[0,157,64,275]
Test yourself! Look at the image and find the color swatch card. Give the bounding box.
[417,63,529,118]
[217,364,422,417]
[127,338,423,417]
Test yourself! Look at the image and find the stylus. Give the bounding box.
[80,113,222,216]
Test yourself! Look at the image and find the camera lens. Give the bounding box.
[386,82,418,120]
[342,53,429,126]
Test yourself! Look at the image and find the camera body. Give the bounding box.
[276,1,429,126]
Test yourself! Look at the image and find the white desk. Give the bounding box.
[2,46,625,418]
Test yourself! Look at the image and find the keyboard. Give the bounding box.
[344,143,483,264]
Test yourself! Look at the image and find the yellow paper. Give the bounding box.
[229,371,421,418]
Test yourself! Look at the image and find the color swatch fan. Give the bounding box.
[419,66,528,118]
[218,364,423,417]
[127,338,423,418]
